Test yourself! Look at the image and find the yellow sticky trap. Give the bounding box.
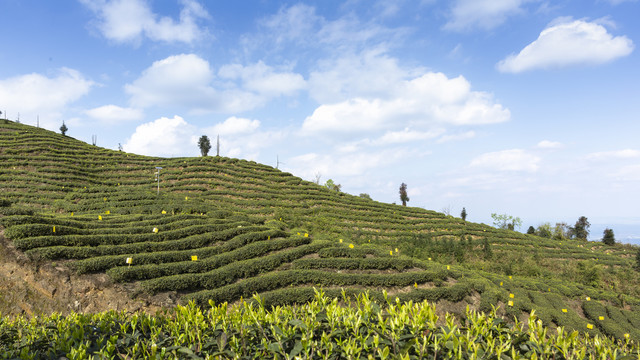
[126,257,133,264]
[191,255,198,261]
[349,244,354,249]
[71,212,74,217]
[509,293,514,298]
[587,324,593,329]
[508,275,512,279]
[105,210,110,215]
[624,333,630,338]
[500,282,503,286]
[447,265,450,270]
[508,300,514,307]
[267,236,270,240]
[414,282,418,288]
[152,227,158,233]
[395,248,399,253]
[103,197,107,202]
[390,251,393,256]
[586,297,591,301]
[304,233,309,237]
[562,309,567,313]
[161,210,166,214]
[598,316,604,321]
[185,196,188,200]
[548,288,551,292]
[98,215,102,221]
[297,232,300,236]
[339,239,343,243]
[428,257,432,261]
[53,226,56,233]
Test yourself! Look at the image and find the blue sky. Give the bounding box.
[1,0,639,242]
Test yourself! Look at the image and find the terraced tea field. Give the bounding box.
[1,120,640,344]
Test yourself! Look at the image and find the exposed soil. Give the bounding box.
[0,230,177,318]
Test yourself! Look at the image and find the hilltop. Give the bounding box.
[1,119,640,342]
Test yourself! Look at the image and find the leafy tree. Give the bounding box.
[460,207,467,221]
[526,226,535,235]
[491,213,522,231]
[359,193,372,200]
[602,228,615,245]
[553,222,569,240]
[324,179,341,192]
[535,223,552,238]
[571,216,590,240]
[198,135,211,156]
[399,183,409,206]
[60,121,68,136]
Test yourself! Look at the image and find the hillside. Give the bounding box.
[1,119,640,342]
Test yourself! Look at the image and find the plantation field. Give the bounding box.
[1,120,640,349]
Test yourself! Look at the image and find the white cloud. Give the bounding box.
[123,115,197,156]
[470,149,541,172]
[497,19,634,73]
[125,54,215,109]
[437,131,476,143]
[80,0,209,44]
[302,72,510,136]
[207,116,260,136]
[0,68,93,127]
[218,62,306,97]
[85,105,144,122]
[309,49,418,104]
[586,149,640,160]
[377,128,444,144]
[444,0,530,31]
[125,54,304,113]
[536,140,563,149]
[287,147,412,179]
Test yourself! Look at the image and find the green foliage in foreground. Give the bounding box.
[1,290,637,360]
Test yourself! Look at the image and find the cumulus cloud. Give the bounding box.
[470,149,541,172]
[377,128,444,145]
[437,131,476,143]
[207,116,260,136]
[497,19,634,72]
[80,0,209,44]
[218,62,306,97]
[586,149,640,160]
[123,115,197,156]
[536,140,563,149]
[85,105,144,123]
[287,147,413,179]
[444,0,530,31]
[0,68,93,127]
[302,72,510,136]
[125,54,304,113]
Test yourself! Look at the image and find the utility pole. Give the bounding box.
[216,134,220,156]
[155,167,162,195]
[276,155,285,169]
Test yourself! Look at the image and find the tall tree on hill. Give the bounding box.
[526,226,535,235]
[60,121,68,136]
[602,228,615,245]
[460,207,467,221]
[198,135,211,156]
[571,216,590,240]
[399,183,409,206]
